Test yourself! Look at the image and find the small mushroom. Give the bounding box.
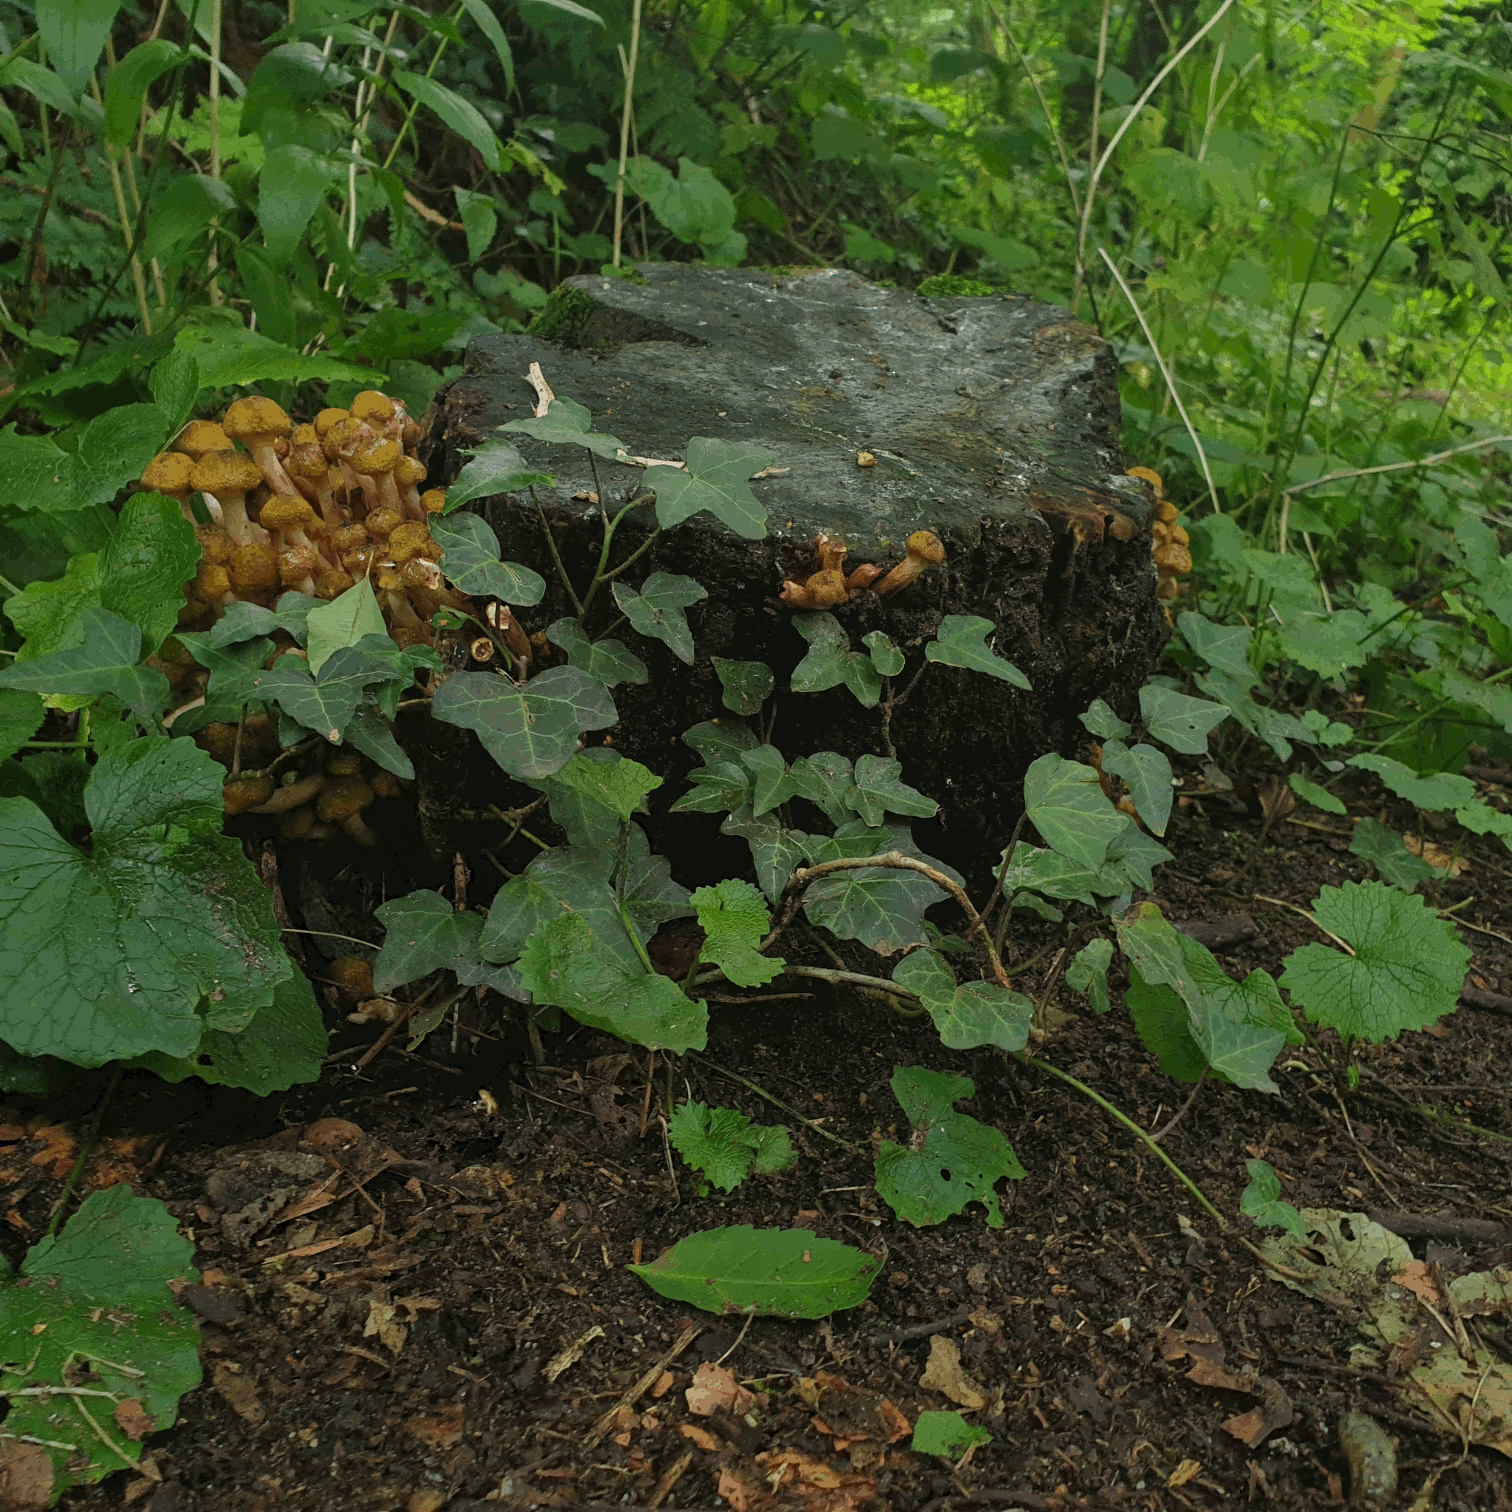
[260,495,335,592]
[318,775,379,845]
[814,532,848,574]
[287,432,345,530]
[228,542,281,602]
[324,747,364,777]
[386,521,439,566]
[780,569,850,611]
[323,417,381,514]
[394,455,427,518]
[1154,539,1192,575]
[351,437,405,517]
[331,522,370,557]
[190,450,268,547]
[223,395,298,496]
[315,568,356,600]
[191,559,234,607]
[376,567,433,647]
[223,774,275,813]
[845,562,885,592]
[363,505,403,541]
[141,451,197,522]
[420,488,447,516]
[277,805,318,841]
[173,418,233,461]
[873,530,946,598]
[327,956,375,1003]
[369,769,404,800]
[349,390,396,439]
[252,770,326,814]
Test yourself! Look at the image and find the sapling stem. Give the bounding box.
[531,489,584,615]
[581,492,657,618]
[47,1063,124,1238]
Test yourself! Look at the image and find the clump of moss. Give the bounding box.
[917,274,998,298]
[527,285,601,345]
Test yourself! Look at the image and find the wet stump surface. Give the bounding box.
[431,264,1167,867]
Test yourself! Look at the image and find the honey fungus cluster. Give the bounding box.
[1127,466,1191,608]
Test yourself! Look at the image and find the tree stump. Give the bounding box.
[430,264,1167,869]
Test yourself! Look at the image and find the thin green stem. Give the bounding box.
[381,5,462,170]
[687,1051,860,1151]
[597,529,661,587]
[47,1064,125,1238]
[532,490,584,615]
[20,740,88,749]
[580,493,656,618]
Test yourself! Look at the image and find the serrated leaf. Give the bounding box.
[432,512,546,605]
[891,950,1032,1052]
[529,748,636,848]
[1347,753,1475,812]
[713,657,774,715]
[925,615,1030,687]
[1080,698,1131,739]
[500,396,623,459]
[913,1412,993,1457]
[99,493,202,654]
[875,1066,1024,1227]
[693,878,782,987]
[629,1226,878,1318]
[549,751,661,822]
[1140,684,1228,754]
[0,738,292,1067]
[431,665,616,779]
[546,618,647,687]
[305,579,386,675]
[667,1102,796,1191]
[443,438,553,511]
[1349,817,1445,892]
[1240,1158,1306,1237]
[1023,753,1127,869]
[0,607,169,722]
[791,612,882,706]
[0,1186,200,1499]
[1290,772,1345,815]
[373,890,485,992]
[612,573,706,664]
[648,438,776,539]
[863,630,905,677]
[0,690,46,762]
[1067,937,1114,1014]
[847,754,938,827]
[0,405,168,515]
[801,824,952,955]
[1099,739,1172,835]
[4,554,105,662]
[1279,880,1470,1043]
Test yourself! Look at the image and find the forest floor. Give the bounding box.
[7,771,1512,1512]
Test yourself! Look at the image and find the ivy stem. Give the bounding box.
[694,962,918,999]
[580,492,656,619]
[47,1064,125,1237]
[531,489,584,616]
[1020,1054,1226,1225]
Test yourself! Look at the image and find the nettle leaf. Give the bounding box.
[444,438,554,511]
[1178,611,1256,684]
[0,607,169,723]
[0,404,168,515]
[305,580,386,675]
[914,1412,993,1458]
[531,749,645,848]
[1349,817,1446,892]
[1099,739,1173,835]
[99,493,202,654]
[0,1186,200,1501]
[1279,880,1470,1043]
[667,1102,796,1192]
[548,618,648,687]
[801,824,954,954]
[925,615,1030,688]
[1080,698,1132,740]
[0,738,293,1067]
[891,950,1032,1052]
[0,690,46,762]
[432,512,546,605]
[4,554,105,662]
[693,878,782,987]
[848,754,938,827]
[431,665,616,779]
[1457,799,1512,855]
[550,751,661,822]
[713,657,774,715]
[1023,753,1127,869]
[612,574,707,664]
[1290,773,1346,815]
[648,438,777,539]
[501,397,623,459]
[863,631,905,677]
[1116,903,1295,1092]
[518,913,707,1052]
[1067,937,1115,1014]
[1140,684,1227,754]
[1240,1158,1306,1238]
[1347,753,1475,812]
[874,1066,1024,1228]
[791,612,882,706]
[373,889,484,993]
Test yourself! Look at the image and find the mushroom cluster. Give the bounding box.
[780,530,946,610]
[1128,466,1190,606]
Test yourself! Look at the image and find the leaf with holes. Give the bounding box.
[432,512,546,605]
[924,615,1030,687]
[500,397,622,459]
[667,1102,796,1192]
[712,658,774,715]
[693,877,782,987]
[647,438,777,539]
[847,754,938,827]
[891,951,1032,1053]
[1140,684,1228,754]
[1023,754,1127,869]
[1099,739,1173,835]
[612,574,706,664]
[0,608,168,723]
[791,613,882,706]
[546,618,647,688]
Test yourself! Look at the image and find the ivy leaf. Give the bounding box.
[373,890,485,993]
[0,690,45,762]
[304,580,386,675]
[1067,937,1115,1014]
[518,913,707,1052]
[693,878,782,987]
[612,573,707,664]
[1023,753,1127,869]
[629,1226,879,1319]
[787,751,858,826]
[891,950,1032,1052]
[444,438,554,512]
[500,396,623,459]
[1349,817,1445,892]
[647,438,776,539]
[1177,611,1256,684]
[202,600,283,648]
[0,1186,201,1500]
[1080,698,1131,739]
[1099,739,1173,835]
[924,615,1031,687]
[1347,753,1475,812]
[249,639,407,743]
[0,607,169,723]
[1125,968,1208,1082]
[477,874,564,968]
[801,824,953,954]
[432,512,546,605]
[667,1102,796,1192]
[1240,1158,1306,1237]
[1098,820,1173,899]
[1140,684,1228,754]
[721,807,808,902]
[847,754,938,827]
[176,633,274,715]
[713,657,774,715]
[345,703,415,779]
[914,1412,993,1458]
[547,618,648,687]
[1289,773,1345,815]
[682,718,758,764]
[863,631,905,677]
[0,738,293,1067]
[791,612,882,706]
[874,1066,1024,1228]
[1279,880,1470,1043]
[431,665,616,779]
[549,751,661,822]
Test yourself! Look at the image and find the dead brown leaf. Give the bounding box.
[405,1403,464,1450]
[1157,1298,1293,1447]
[685,1361,754,1417]
[112,1398,156,1440]
[716,1465,770,1512]
[918,1335,986,1409]
[1168,1458,1202,1488]
[0,1440,54,1511]
[1391,1260,1441,1303]
[212,1362,265,1425]
[754,1450,877,1510]
[678,1423,720,1452]
[364,1299,407,1356]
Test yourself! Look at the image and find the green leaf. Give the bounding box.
[791,612,882,706]
[1099,820,1174,898]
[500,396,622,459]
[787,750,857,825]
[801,825,952,955]
[0,1186,200,1499]
[305,579,386,675]
[148,350,200,437]
[1140,684,1228,754]
[258,143,340,263]
[432,512,546,605]
[682,718,759,765]
[1348,817,1445,892]
[1125,968,1208,1082]
[667,1102,796,1192]
[1080,698,1131,739]
[176,632,274,714]
[1301,709,1353,747]
[891,950,1032,1052]
[0,607,169,722]
[863,630,905,678]
[373,889,484,992]
[913,1411,993,1458]
[527,748,636,848]
[612,573,706,664]
[647,438,776,539]
[693,878,782,987]
[171,325,375,390]
[36,0,124,95]
[713,658,774,715]
[1023,753,1127,869]
[0,738,293,1067]
[1276,610,1370,675]
[345,703,415,779]
[629,1226,879,1318]
[393,69,505,169]
[1290,773,1346,815]
[847,754,938,827]
[0,690,46,762]
[477,874,563,970]
[457,0,513,88]
[526,0,604,20]
[925,615,1030,687]
[141,173,237,261]
[1456,799,1512,855]
[1177,611,1256,684]
[547,619,647,688]
[550,751,661,822]
[1347,753,1475,812]
[0,405,170,515]
[4,554,105,661]
[1196,670,1313,761]
[721,807,808,902]
[100,492,202,654]
[431,665,616,779]
[1240,1158,1305,1237]
[875,1066,1024,1227]
[248,638,407,743]
[1279,880,1470,1043]
[1067,937,1115,1014]
[104,38,183,146]
[444,438,553,511]
[1099,739,1173,835]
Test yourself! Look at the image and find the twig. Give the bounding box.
[1254,894,1354,953]
[713,1309,756,1367]
[587,1322,701,1446]
[611,0,644,269]
[981,812,1027,930]
[1282,435,1512,503]
[47,1064,124,1237]
[1149,1070,1207,1144]
[687,1052,861,1151]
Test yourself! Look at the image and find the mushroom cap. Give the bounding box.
[192,561,232,602]
[260,495,319,534]
[395,455,426,486]
[223,396,292,443]
[287,441,330,481]
[174,419,233,459]
[314,407,350,437]
[228,542,280,594]
[315,569,356,600]
[420,489,447,514]
[142,451,195,493]
[377,567,405,592]
[322,416,369,461]
[279,545,321,585]
[388,521,437,563]
[328,955,375,1000]
[364,506,403,539]
[400,557,444,590]
[317,776,375,822]
[351,437,400,476]
[224,774,276,814]
[195,525,234,563]
[369,770,403,800]
[190,449,263,496]
[343,545,379,576]
[905,529,946,565]
[350,391,396,426]
[324,748,364,776]
[331,523,369,554]
[1154,541,1192,575]
[291,423,319,446]
[278,805,318,841]
[1155,498,1178,524]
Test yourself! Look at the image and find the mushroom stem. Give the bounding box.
[873,530,946,598]
[251,771,326,814]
